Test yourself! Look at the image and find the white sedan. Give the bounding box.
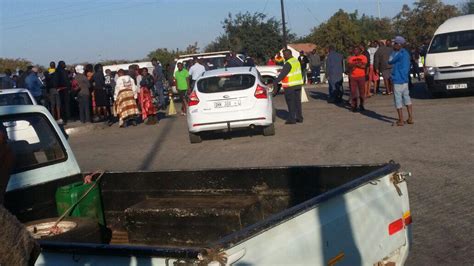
[186,67,275,143]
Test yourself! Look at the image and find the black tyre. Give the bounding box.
[263,124,275,136]
[25,217,103,243]
[189,132,202,143]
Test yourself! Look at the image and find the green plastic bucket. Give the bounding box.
[55,181,106,226]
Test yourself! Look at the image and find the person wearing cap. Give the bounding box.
[25,67,43,104]
[298,50,309,84]
[74,65,91,123]
[389,36,414,126]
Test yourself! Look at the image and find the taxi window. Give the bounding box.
[0,92,33,106]
[1,113,66,174]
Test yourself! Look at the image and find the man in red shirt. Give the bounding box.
[347,47,368,112]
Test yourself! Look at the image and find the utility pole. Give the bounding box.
[377,0,381,19]
[280,0,287,49]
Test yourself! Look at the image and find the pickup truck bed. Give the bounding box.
[4,163,411,265]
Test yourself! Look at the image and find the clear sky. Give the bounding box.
[0,0,464,66]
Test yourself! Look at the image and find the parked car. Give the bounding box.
[186,67,275,143]
[0,88,37,106]
[424,14,474,97]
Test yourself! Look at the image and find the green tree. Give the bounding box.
[393,0,460,44]
[0,58,32,73]
[98,59,139,66]
[147,48,180,67]
[205,12,291,61]
[147,42,200,66]
[357,15,394,42]
[310,10,361,55]
[305,10,392,56]
[184,42,200,54]
[460,0,474,14]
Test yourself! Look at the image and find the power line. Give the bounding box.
[377,0,382,19]
[2,2,118,28]
[298,0,321,24]
[286,2,293,32]
[261,0,270,14]
[2,2,153,31]
[2,1,96,20]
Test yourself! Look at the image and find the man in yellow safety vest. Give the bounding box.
[272,49,304,124]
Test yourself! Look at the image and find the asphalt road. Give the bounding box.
[69,82,474,265]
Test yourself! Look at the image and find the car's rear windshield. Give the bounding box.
[0,92,33,106]
[1,113,66,174]
[428,30,474,54]
[197,74,256,93]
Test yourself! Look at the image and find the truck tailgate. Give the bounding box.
[222,167,411,265]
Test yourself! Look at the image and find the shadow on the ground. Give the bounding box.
[309,91,329,101]
[360,109,397,124]
[309,86,397,123]
[139,116,176,170]
[200,128,265,142]
[276,109,289,121]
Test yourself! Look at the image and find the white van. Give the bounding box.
[424,14,474,95]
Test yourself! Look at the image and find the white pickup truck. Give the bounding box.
[1,105,412,265]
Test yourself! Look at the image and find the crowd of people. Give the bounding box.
[271,35,421,127]
[0,59,177,128]
[1,36,424,128]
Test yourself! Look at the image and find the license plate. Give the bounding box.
[214,100,241,108]
[446,83,468,90]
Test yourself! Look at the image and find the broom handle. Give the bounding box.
[53,171,105,228]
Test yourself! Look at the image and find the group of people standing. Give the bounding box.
[1,59,173,128]
[272,35,416,127]
[324,36,415,126]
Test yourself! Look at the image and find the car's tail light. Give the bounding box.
[254,85,267,99]
[188,90,200,106]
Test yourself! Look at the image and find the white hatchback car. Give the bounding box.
[186,67,275,143]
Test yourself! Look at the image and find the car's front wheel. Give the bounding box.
[189,132,202,143]
[263,124,275,136]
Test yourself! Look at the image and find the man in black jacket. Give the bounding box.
[54,61,71,124]
[298,51,309,84]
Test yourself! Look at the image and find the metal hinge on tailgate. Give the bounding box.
[390,172,411,196]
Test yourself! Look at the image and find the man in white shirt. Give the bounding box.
[188,57,206,89]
